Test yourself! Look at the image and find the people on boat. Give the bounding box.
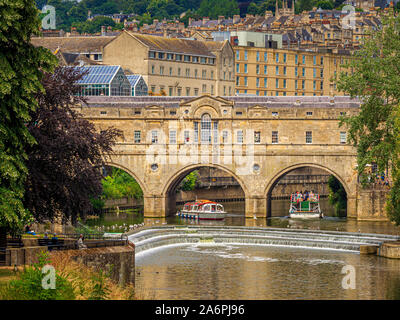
[309,190,315,201]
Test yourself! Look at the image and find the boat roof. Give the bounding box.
[184,200,221,206]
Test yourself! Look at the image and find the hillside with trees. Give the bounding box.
[37,0,349,33]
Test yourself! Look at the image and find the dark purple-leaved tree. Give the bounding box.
[24,66,122,225]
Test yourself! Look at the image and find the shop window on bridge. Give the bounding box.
[237,130,244,144]
[201,114,212,144]
[272,131,278,144]
[306,131,313,144]
[151,130,158,144]
[184,130,190,144]
[134,130,141,143]
[340,131,347,144]
[254,131,261,144]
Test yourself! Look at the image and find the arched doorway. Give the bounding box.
[265,165,349,218]
[163,164,247,218]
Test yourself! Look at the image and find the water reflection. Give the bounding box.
[84,200,400,235]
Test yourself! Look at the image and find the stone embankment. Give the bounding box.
[128,225,400,256]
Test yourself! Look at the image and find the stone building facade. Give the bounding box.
[102,31,235,96]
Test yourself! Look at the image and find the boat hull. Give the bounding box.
[289,212,322,219]
[177,211,226,221]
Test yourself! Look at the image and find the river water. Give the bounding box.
[85,199,400,300]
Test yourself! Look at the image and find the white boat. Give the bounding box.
[289,193,323,219]
[176,200,226,220]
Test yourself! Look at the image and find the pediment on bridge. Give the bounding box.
[144,105,164,117]
[180,95,234,118]
[248,105,267,118]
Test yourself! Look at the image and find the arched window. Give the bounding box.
[201,113,212,143]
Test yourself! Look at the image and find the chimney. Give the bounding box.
[233,15,240,24]
[101,25,106,36]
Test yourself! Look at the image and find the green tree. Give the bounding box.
[0,0,56,236]
[337,14,400,224]
[197,0,239,19]
[179,171,199,191]
[101,167,143,200]
[327,175,347,216]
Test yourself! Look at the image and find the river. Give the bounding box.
[85,199,400,300]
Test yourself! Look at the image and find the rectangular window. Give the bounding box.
[295,79,298,89]
[295,54,298,64]
[244,76,248,86]
[302,55,305,64]
[302,80,305,89]
[134,130,141,143]
[177,68,181,76]
[272,111,278,116]
[295,67,298,76]
[256,51,260,61]
[275,78,279,88]
[283,79,286,88]
[264,65,267,75]
[275,66,279,75]
[302,68,305,77]
[244,64,248,73]
[276,53,279,63]
[236,63,240,73]
[254,131,261,144]
[186,87,190,96]
[222,131,228,144]
[256,78,260,87]
[237,130,243,144]
[283,53,287,63]
[256,64,260,74]
[321,56,324,65]
[169,130,176,144]
[313,68,316,78]
[194,88,199,96]
[264,52,268,62]
[202,69,207,78]
[306,131,312,144]
[264,78,267,88]
[202,84,207,93]
[184,130,190,144]
[244,50,248,60]
[306,111,313,116]
[169,67,173,76]
[283,66,287,75]
[340,131,347,144]
[272,131,278,144]
[151,130,158,144]
[313,55,316,65]
[236,50,240,60]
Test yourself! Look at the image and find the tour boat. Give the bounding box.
[289,193,323,219]
[176,200,226,220]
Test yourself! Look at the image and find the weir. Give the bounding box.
[128,226,400,254]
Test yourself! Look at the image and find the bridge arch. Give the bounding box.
[162,163,249,216]
[103,161,149,195]
[264,163,352,217]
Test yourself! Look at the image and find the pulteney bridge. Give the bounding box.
[76,95,388,220]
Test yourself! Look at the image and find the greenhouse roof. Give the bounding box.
[126,75,142,87]
[76,65,120,85]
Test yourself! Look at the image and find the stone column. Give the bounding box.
[346,194,358,219]
[143,194,167,218]
[245,196,267,218]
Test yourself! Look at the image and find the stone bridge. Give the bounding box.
[76,95,388,220]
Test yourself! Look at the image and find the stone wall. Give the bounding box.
[357,187,389,221]
[71,245,135,286]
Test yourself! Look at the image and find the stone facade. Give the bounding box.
[77,95,388,220]
[103,31,235,96]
